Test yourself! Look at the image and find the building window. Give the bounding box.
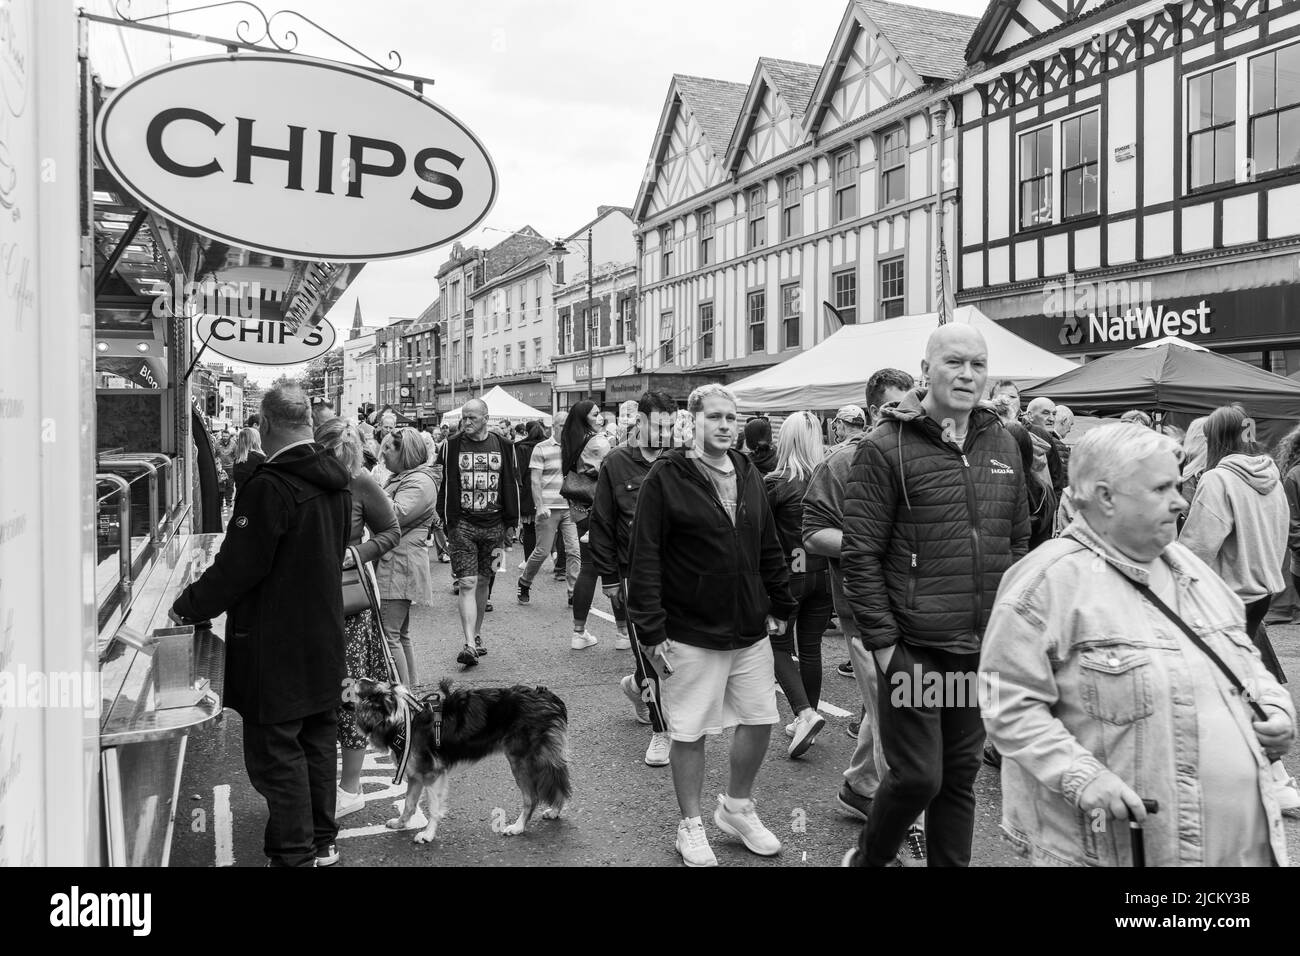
[518,284,526,321]
[504,345,512,370]
[699,206,715,266]
[879,257,905,319]
[1018,126,1054,228]
[518,341,526,371]
[617,297,630,346]
[660,224,674,277]
[700,303,714,361]
[781,171,802,240]
[1062,113,1100,219]
[1189,64,1237,189]
[556,258,565,285]
[834,148,858,222]
[747,290,766,352]
[559,309,572,354]
[534,338,543,367]
[747,185,766,251]
[834,270,857,324]
[1250,42,1300,176]
[659,311,674,365]
[781,282,801,349]
[881,128,906,206]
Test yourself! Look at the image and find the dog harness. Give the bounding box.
[389,687,444,785]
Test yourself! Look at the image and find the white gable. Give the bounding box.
[737,84,803,173]
[646,106,722,217]
[992,0,1082,56]
[821,20,919,136]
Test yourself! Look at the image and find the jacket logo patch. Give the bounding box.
[989,459,1015,475]
[235,516,249,528]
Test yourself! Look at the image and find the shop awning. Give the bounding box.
[1025,338,1300,445]
[728,306,1077,412]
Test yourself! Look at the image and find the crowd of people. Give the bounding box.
[177,325,1300,867]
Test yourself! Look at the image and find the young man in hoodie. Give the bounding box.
[1180,404,1289,680]
[841,325,1030,867]
[590,390,678,768]
[627,384,796,866]
[171,386,353,867]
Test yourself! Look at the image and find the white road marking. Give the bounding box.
[774,684,853,718]
[589,608,617,624]
[214,784,234,867]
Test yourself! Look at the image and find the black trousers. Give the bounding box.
[242,708,338,867]
[770,570,834,714]
[1247,594,1286,683]
[857,643,984,867]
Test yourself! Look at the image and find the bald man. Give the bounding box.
[840,323,1030,867]
[436,398,520,667]
[1023,397,1066,497]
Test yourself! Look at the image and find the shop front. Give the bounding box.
[605,367,719,407]
[972,255,1300,378]
[554,351,619,410]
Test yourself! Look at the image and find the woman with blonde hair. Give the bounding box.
[314,416,400,818]
[765,411,833,758]
[375,427,439,685]
[230,426,265,501]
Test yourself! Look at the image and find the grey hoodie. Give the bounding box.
[1180,454,1288,601]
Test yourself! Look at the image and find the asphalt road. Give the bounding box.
[170,547,1300,867]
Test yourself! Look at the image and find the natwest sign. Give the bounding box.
[1061,300,1214,347]
[96,54,497,261]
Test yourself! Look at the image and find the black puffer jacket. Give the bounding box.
[627,449,795,649]
[764,472,828,574]
[841,391,1029,653]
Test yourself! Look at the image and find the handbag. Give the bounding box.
[560,435,599,506]
[341,545,373,617]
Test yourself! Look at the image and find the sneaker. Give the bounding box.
[517,582,530,604]
[788,710,826,759]
[983,741,1002,769]
[620,674,651,724]
[567,592,574,606]
[783,720,797,739]
[644,732,671,767]
[570,630,598,650]
[517,560,527,571]
[840,847,860,867]
[485,601,494,612]
[314,843,339,867]
[835,782,873,822]
[336,786,364,819]
[903,824,927,866]
[847,711,862,738]
[713,794,780,856]
[675,818,717,867]
[451,583,460,595]
[837,660,854,678]
[614,632,631,650]
[456,644,479,667]
[474,635,487,657]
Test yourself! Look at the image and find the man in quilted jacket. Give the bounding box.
[841,323,1029,867]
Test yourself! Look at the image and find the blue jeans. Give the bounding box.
[379,598,415,686]
[520,508,580,590]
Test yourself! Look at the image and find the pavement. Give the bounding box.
[169,547,1300,867]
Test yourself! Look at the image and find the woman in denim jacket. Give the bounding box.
[981,423,1295,866]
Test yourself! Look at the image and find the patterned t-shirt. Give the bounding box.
[457,435,506,526]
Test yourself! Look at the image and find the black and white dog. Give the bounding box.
[349,677,571,844]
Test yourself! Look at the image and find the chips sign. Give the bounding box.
[195,314,336,366]
[95,54,497,262]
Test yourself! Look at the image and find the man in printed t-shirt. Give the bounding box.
[437,398,519,667]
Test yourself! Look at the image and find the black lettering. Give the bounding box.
[235,118,305,191]
[146,108,224,178]
[303,328,323,347]
[317,130,336,195]
[210,317,237,341]
[411,147,464,210]
[236,320,268,344]
[347,136,406,199]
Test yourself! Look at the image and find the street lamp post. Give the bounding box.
[585,227,594,401]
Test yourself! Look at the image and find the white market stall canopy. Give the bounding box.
[728,306,1078,412]
[441,385,552,426]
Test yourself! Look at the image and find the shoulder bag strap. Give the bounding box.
[349,544,399,684]
[1122,574,1268,721]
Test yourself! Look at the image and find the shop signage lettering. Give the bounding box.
[194,315,335,366]
[1060,300,1213,346]
[95,54,497,262]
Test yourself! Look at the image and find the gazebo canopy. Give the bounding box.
[440,385,552,426]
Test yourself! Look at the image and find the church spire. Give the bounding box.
[350,298,364,339]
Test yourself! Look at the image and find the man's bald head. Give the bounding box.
[1025,396,1056,430]
[920,323,989,423]
[461,399,490,438]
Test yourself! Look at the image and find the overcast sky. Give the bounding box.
[165,0,981,382]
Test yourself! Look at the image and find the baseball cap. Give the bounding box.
[834,404,867,427]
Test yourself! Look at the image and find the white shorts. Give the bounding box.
[659,639,779,742]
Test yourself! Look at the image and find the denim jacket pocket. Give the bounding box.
[1079,648,1155,725]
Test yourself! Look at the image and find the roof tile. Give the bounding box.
[673,74,750,157]
[855,0,981,81]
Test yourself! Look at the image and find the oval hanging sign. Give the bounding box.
[96,54,497,262]
[196,314,336,366]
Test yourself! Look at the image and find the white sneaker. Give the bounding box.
[336,785,365,819]
[620,674,651,724]
[676,818,717,867]
[788,710,826,759]
[517,560,527,571]
[644,732,671,767]
[713,794,781,856]
[783,720,797,739]
[614,632,632,650]
[570,630,598,649]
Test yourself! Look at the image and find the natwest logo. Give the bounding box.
[1061,300,1213,346]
